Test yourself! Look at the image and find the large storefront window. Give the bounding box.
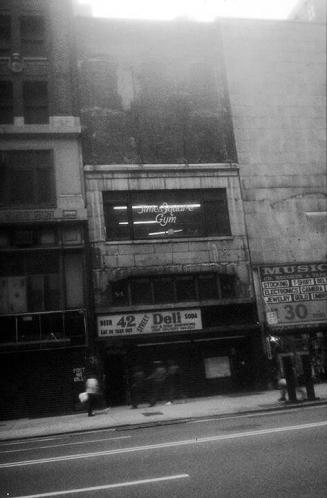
[110,273,236,307]
[103,189,231,240]
[0,225,85,315]
[0,252,61,314]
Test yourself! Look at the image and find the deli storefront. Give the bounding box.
[258,262,327,389]
[95,303,262,407]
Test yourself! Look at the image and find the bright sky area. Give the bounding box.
[78,0,299,21]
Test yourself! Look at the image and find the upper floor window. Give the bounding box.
[0,150,55,208]
[23,81,49,124]
[103,189,231,241]
[0,79,48,124]
[0,81,13,124]
[0,15,11,55]
[110,273,237,307]
[0,13,46,57]
[20,15,45,56]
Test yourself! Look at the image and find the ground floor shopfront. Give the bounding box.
[0,344,87,420]
[266,326,327,388]
[95,303,264,407]
[257,262,327,395]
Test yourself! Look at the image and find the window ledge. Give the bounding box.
[104,236,234,245]
[85,163,239,172]
[0,118,81,135]
[97,298,255,314]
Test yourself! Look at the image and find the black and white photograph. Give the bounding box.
[0,0,326,496]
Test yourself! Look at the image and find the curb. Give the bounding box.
[1,398,326,443]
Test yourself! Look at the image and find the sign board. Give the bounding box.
[259,263,327,327]
[97,309,202,337]
[204,356,231,379]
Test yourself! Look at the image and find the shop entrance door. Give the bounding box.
[104,353,127,407]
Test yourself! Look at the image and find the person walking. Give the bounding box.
[85,373,100,417]
[130,365,146,409]
[166,360,181,404]
[148,361,167,407]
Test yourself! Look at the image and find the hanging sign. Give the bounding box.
[97,309,202,337]
[259,263,327,327]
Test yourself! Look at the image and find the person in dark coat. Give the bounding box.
[130,366,146,409]
[166,360,182,404]
[147,361,167,407]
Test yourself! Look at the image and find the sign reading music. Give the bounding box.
[259,263,327,327]
[97,309,202,337]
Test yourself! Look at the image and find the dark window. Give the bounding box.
[0,150,55,207]
[0,15,11,55]
[198,274,219,300]
[176,276,197,302]
[107,273,236,307]
[0,252,61,314]
[23,81,48,124]
[111,280,129,307]
[131,278,152,305]
[0,81,13,123]
[28,273,61,312]
[20,15,45,56]
[220,274,236,298]
[153,277,174,304]
[103,189,231,241]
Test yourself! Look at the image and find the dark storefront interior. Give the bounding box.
[99,303,262,407]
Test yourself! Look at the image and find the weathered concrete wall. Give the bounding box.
[75,18,236,165]
[221,19,326,264]
[85,165,253,309]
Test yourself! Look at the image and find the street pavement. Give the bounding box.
[1,382,327,442]
[1,406,327,497]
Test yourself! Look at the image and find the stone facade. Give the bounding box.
[221,18,326,265]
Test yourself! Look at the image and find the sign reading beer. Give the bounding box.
[259,263,327,327]
[97,309,202,337]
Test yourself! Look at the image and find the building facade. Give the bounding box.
[0,0,90,419]
[75,18,262,406]
[221,18,327,387]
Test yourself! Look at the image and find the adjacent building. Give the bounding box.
[75,17,263,406]
[0,0,90,419]
[221,17,326,384]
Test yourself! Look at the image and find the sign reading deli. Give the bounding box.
[259,263,327,327]
[97,309,202,337]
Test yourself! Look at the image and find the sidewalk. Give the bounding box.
[1,383,327,442]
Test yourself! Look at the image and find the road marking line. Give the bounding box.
[0,435,131,454]
[0,437,65,447]
[1,420,326,469]
[12,474,190,497]
[188,405,327,424]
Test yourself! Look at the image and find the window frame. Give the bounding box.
[23,80,49,124]
[109,273,236,308]
[0,81,13,124]
[0,150,56,208]
[103,189,231,241]
[20,14,46,56]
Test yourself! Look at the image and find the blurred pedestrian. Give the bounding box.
[148,361,167,407]
[166,360,181,404]
[85,373,100,417]
[130,365,146,409]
